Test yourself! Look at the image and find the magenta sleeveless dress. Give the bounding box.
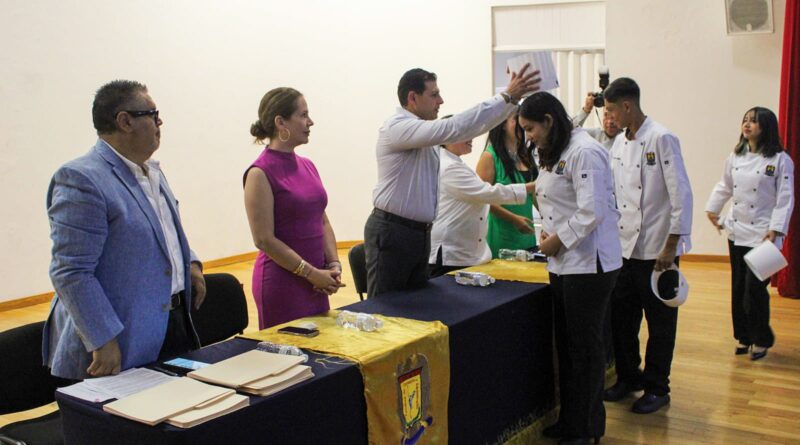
[245,148,330,329]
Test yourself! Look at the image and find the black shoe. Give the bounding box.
[735,345,750,355]
[631,393,670,414]
[558,437,600,445]
[542,422,563,438]
[603,381,644,402]
[750,347,768,361]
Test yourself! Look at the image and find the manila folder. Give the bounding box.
[103,377,234,426]
[187,350,304,388]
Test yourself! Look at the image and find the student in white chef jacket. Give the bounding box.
[428,116,535,278]
[519,92,622,445]
[603,77,693,415]
[705,107,794,361]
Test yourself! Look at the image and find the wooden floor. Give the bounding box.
[1,254,799,444]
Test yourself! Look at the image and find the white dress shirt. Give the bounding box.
[610,118,693,260]
[705,151,794,248]
[372,95,517,223]
[536,129,622,275]
[572,109,615,150]
[105,141,186,294]
[429,148,528,266]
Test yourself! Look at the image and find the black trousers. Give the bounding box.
[427,246,465,278]
[728,240,775,348]
[364,210,431,298]
[550,267,618,439]
[158,301,197,361]
[610,258,679,396]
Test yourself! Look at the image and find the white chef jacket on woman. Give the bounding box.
[429,148,528,266]
[536,128,622,275]
[705,151,794,248]
[610,118,693,259]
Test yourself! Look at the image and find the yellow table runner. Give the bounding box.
[243,310,450,445]
[449,259,550,284]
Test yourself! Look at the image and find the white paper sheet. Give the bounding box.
[506,51,559,94]
[57,368,177,403]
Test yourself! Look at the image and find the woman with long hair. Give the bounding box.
[520,92,622,445]
[476,112,538,257]
[705,106,794,360]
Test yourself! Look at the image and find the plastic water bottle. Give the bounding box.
[498,248,532,261]
[256,341,309,362]
[336,310,384,332]
[454,271,496,287]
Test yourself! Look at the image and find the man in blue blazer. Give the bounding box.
[43,80,206,380]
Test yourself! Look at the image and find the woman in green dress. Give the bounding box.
[476,112,538,257]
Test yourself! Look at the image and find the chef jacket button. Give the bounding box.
[734,185,737,188]
[750,205,754,208]
[756,171,759,174]
[636,164,640,168]
[549,216,553,220]
[480,217,483,221]
[623,204,627,208]
[620,226,624,230]
[636,228,640,232]
[735,168,739,171]
[479,238,482,242]
[638,186,642,190]
[752,188,756,192]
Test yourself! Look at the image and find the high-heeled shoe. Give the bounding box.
[735,344,750,355]
[750,346,768,361]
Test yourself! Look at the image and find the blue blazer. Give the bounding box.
[43,140,199,379]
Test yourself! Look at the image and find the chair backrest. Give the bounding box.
[0,321,69,414]
[348,243,367,300]
[191,273,249,347]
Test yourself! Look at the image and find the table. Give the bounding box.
[56,277,554,445]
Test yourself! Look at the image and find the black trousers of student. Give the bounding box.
[427,246,465,278]
[550,266,618,440]
[728,240,775,348]
[610,258,679,396]
[364,209,431,298]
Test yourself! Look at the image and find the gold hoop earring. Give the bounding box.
[278,128,290,142]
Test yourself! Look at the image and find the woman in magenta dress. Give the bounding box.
[244,87,344,329]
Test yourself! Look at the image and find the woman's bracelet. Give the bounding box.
[325,260,342,269]
[293,259,307,276]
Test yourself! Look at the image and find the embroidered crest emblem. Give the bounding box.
[646,151,656,166]
[397,354,433,445]
[555,160,566,175]
[766,165,775,176]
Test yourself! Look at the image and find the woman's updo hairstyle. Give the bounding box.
[250,87,303,143]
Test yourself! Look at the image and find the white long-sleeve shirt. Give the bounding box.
[372,95,517,223]
[705,151,794,248]
[610,118,693,260]
[429,148,528,266]
[536,129,622,275]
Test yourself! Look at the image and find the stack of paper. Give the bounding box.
[103,377,248,428]
[506,51,560,94]
[187,350,313,396]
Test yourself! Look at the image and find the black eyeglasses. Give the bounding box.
[116,109,159,123]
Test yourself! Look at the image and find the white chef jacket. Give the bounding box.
[536,129,622,275]
[610,118,693,260]
[705,150,794,248]
[372,95,517,223]
[429,148,528,266]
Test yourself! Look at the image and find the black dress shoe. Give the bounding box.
[558,437,600,445]
[542,422,563,438]
[631,393,670,414]
[735,345,750,355]
[603,381,644,402]
[750,347,768,361]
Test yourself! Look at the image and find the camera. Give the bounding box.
[591,66,610,108]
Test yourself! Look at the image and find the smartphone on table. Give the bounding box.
[277,326,320,337]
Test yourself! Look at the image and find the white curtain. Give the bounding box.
[552,50,606,129]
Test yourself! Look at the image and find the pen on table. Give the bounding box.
[151,366,178,376]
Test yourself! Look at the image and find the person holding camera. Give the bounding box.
[705,106,794,361]
[520,92,621,445]
[603,77,693,414]
[572,92,621,150]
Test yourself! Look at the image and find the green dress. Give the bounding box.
[485,145,537,257]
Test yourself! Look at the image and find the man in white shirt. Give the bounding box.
[572,92,622,150]
[603,77,693,414]
[43,80,206,380]
[364,66,540,297]
[428,122,535,277]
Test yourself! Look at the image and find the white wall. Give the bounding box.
[606,0,786,256]
[0,0,786,302]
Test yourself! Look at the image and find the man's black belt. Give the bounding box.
[168,291,184,311]
[372,208,432,231]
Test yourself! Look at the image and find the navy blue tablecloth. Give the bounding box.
[56,276,553,445]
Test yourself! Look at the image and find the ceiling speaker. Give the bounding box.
[725,0,774,35]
